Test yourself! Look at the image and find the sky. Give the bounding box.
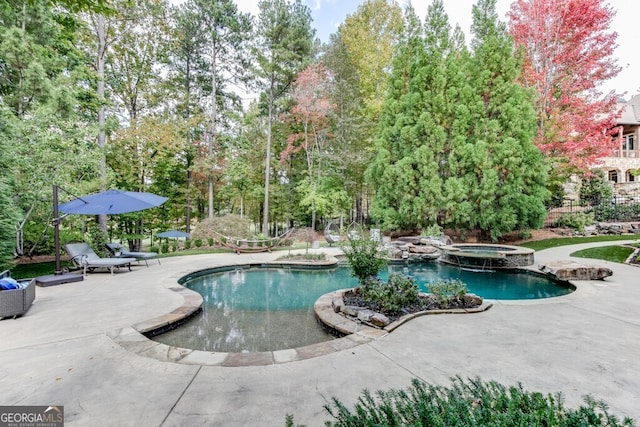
[236,0,640,99]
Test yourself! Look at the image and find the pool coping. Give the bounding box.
[107,258,564,367]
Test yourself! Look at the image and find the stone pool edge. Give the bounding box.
[315,289,493,335]
[107,281,492,368]
[107,258,390,367]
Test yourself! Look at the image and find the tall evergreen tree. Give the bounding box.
[448,0,549,240]
[368,0,549,240]
[367,1,460,230]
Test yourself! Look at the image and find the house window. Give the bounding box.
[623,133,635,150]
[608,170,618,183]
[627,171,635,182]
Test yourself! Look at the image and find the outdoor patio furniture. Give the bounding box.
[212,228,294,254]
[0,270,35,319]
[105,243,160,267]
[65,242,137,277]
[324,222,341,246]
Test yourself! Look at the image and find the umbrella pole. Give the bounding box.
[53,185,62,275]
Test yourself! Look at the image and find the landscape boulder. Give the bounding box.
[538,260,613,281]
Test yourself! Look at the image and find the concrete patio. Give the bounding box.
[0,241,638,426]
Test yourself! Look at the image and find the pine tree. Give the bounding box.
[449,0,549,240]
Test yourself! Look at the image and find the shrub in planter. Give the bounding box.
[340,237,386,285]
[360,274,419,314]
[428,279,468,307]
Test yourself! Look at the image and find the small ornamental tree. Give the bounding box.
[340,237,386,286]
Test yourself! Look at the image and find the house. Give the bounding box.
[595,94,640,194]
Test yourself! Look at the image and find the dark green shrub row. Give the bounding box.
[286,376,634,426]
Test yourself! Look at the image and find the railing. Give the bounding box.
[610,149,639,158]
[546,196,640,227]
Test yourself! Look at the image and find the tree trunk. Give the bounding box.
[262,84,273,235]
[96,14,108,231]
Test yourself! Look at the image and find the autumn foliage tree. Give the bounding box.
[508,0,621,173]
[281,62,336,230]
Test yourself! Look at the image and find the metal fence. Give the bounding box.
[545,196,640,227]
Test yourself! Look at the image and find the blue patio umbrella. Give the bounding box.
[156,230,190,238]
[59,189,168,215]
[51,186,168,278]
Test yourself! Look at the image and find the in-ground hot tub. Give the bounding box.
[439,243,534,270]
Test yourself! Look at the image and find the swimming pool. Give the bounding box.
[151,263,574,353]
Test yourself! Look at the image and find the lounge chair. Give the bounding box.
[105,243,160,267]
[64,242,137,277]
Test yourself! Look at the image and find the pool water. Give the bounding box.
[152,264,573,353]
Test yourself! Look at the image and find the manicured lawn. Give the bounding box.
[570,245,635,263]
[518,234,638,251]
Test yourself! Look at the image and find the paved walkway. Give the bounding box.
[1,242,638,426]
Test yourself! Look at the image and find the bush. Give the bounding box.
[161,243,169,254]
[87,225,109,257]
[184,240,191,250]
[553,212,595,232]
[580,170,613,206]
[194,239,203,248]
[360,274,419,313]
[314,376,634,426]
[207,237,214,246]
[428,279,468,306]
[340,237,386,285]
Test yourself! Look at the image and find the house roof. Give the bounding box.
[618,94,640,125]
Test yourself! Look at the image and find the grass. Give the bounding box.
[518,234,638,251]
[11,261,58,279]
[570,245,635,263]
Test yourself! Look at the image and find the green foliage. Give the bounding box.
[367,0,549,240]
[194,239,202,248]
[321,376,634,426]
[161,243,169,254]
[340,237,386,285]
[580,171,613,206]
[87,225,109,257]
[23,221,84,257]
[184,240,192,250]
[0,108,21,269]
[360,274,419,313]
[592,202,640,222]
[553,212,595,232]
[428,279,468,306]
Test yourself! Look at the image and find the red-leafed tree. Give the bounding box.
[281,62,336,230]
[508,0,621,173]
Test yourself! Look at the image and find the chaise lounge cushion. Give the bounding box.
[105,243,160,267]
[65,242,137,276]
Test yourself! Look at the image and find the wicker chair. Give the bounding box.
[0,270,35,319]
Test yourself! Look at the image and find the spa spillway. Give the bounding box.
[439,243,534,270]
